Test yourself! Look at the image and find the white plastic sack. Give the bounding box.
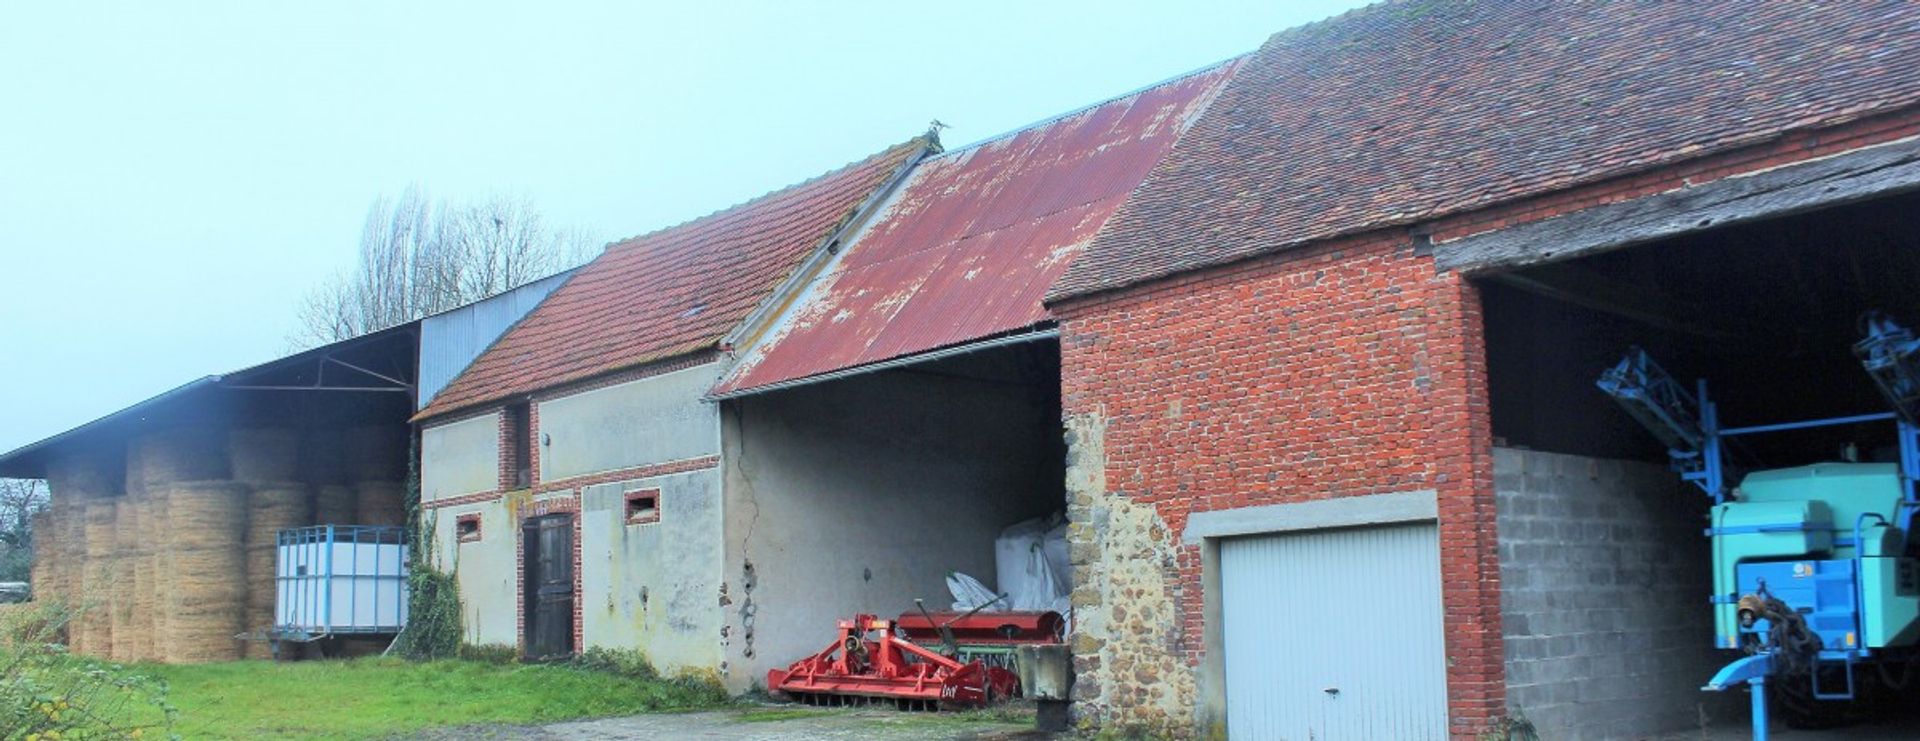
[994,515,1071,612]
[946,571,1000,611]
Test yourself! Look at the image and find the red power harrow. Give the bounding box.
[766,614,1019,709]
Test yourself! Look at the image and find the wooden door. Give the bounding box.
[522,514,574,660]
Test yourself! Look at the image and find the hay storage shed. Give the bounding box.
[0,323,418,662]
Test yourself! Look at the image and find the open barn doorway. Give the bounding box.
[718,337,1068,688]
[1474,188,1920,737]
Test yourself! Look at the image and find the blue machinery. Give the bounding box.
[1598,312,1920,739]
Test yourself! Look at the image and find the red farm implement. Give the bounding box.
[765,614,1018,709]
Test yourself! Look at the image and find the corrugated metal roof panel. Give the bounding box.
[713,60,1241,396]
[416,269,576,410]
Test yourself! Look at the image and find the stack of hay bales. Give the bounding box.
[314,485,357,528]
[129,494,159,661]
[135,428,244,663]
[31,422,414,663]
[78,500,118,657]
[242,484,308,659]
[43,450,118,632]
[27,509,50,600]
[107,498,146,662]
[157,481,248,662]
[345,425,407,483]
[355,481,407,527]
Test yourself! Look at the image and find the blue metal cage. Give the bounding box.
[275,525,410,637]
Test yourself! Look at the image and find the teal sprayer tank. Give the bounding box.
[1598,312,1920,739]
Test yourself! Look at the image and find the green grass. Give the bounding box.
[137,657,729,739]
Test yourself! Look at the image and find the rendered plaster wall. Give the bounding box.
[537,364,723,482]
[719,362,1064,692]
[426,496,521,647]
[421,412,500,501]
[578,467,725,675]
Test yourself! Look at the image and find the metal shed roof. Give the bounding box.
[710,59,1241,398]
[0,321,418,479]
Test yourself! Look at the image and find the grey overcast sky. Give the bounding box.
[0,1,1366,454]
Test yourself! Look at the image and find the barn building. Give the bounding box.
[0,273,568,662]
[7,2,1920,739]
[1044,2,1920,738]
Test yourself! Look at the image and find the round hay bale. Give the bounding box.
[108,553,136,662]
[131,429,229,490]
[241,597,277,660]
[28,509,52,601]
[131,554,157,661]
[163,548,245,663]
[114,496,147,556]
[244,547,279,610]
[72,500,124,657]
[230,428,302,484]
[82,501,116,559]
[343,425,407,482]
[46,449,119,500]
[161,482,248,550]
[246,484,310,548]
[313,485,356,526]
[354,481,407,527]
[299,429,347,485]
[63,500,87,605]
[149,547,169,658]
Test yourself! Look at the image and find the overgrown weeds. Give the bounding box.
[0,601,176,739]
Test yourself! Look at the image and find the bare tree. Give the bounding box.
[0,478,46,584]
[292,187,600,347]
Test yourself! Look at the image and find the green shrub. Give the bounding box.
[570,647,658,680]
[392,441,464,663]
[456,643,518,665]
[0,602,175,739]
[662,672,730,707]
[390,566,462,661]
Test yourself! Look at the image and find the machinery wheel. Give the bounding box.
[1770,673,1850,730]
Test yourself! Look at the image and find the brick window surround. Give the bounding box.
[624,489,661,525]
[455,513,482,543]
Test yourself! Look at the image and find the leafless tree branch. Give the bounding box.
[290,188,599,347]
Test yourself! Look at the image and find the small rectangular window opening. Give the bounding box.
[508,402,532,489]
[456,513,483,543]
[625,489,660,525]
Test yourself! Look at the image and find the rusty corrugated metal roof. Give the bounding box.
[712,60,1241,397]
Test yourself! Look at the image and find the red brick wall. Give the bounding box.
[1052,108,1920,737]
[1055,231,1498,734]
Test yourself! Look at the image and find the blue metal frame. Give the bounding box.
[1600,313,1920,738]
[275,525,410,638]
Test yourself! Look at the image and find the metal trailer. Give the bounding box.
[1598,312,1920,739]
[270,525,410,658]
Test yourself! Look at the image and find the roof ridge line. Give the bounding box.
[935,54,1250,158]
[601,136,930,253]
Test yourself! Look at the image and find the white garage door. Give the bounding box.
[1221,523,1448,740]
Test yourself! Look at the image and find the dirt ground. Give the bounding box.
[406,706,1051,741]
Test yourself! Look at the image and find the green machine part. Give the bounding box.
[1712,463,1920,649]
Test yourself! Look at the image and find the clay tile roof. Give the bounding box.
[415,138,929,421]
[711,61,1241,396]
[1050,0,1920,302]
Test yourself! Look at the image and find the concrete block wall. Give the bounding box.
[1494,447,1738,738]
